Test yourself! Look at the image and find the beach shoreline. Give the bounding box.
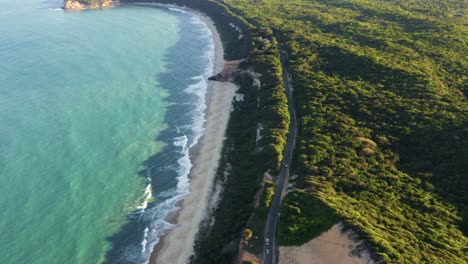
[127,3,237,263]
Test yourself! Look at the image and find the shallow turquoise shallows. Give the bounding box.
[0,1,214,263]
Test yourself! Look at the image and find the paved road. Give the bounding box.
[263,48,298,264]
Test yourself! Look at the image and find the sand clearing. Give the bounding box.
[151,9,238,264]
[279,223,374,264]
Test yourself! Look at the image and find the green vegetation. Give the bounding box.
[191,36,289,261]
[278,191,339,245]
[245,34,290,172]
[192,65,265,263]
[125,0,290,171]
[242,181,275,254]
[122,1,291,262]
[218,0,467,262]
[126,0,467,262]
[258,181,275,217]
[242,228,253,242]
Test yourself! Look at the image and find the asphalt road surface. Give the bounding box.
[263,48,298,264]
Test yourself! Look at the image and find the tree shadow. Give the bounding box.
[315,44,467,235]
[315,0,445,35]
[397,120,468,235]
[317,46,428,97]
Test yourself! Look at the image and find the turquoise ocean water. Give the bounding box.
[0,1,214,263]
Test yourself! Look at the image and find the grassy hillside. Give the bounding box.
[219,0,468,263]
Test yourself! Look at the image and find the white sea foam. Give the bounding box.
[173,134,188,148]
[168,7,188,14]
[183,15,214,152]
[128,11,216,264]
[136,179,153,211]
[141,227,149,253]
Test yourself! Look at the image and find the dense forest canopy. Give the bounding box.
[219,0,467,262]
[120,0,466,262]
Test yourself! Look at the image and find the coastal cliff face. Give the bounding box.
[64,0,116,9]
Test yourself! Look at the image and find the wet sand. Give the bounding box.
[279,223,374,264]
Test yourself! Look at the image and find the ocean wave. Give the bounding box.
[173,134,188,150]
[167,7,188,14]
[141,227,149,253]
[183,16,215,153]
[123,9,216,264]
[136,179,153,211]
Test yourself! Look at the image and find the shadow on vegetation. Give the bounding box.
[317,0,445,33]
[397,121,468,235]
[278,191,339,246]
[192,76,263,264]
[318,47,427,96]
[316,44,468,235]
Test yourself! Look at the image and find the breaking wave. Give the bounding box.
[119,9,216,264]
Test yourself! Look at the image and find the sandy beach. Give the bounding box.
[154,79,237,263]
[279,223,374,264]
[129,5,239,264]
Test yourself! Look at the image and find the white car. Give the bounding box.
[266,249,270,255]
[265,238,270,246]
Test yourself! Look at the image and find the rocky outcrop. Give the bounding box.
[209,60,242,82]
[209,60,261,87]
[64,0,117,10]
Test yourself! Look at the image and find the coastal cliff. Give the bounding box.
[64,0,116,9]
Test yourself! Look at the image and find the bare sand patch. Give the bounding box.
[279,223,374,264]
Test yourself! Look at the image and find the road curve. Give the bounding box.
[263,47,298,264]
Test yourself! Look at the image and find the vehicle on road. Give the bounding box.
[263,48,297,264]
